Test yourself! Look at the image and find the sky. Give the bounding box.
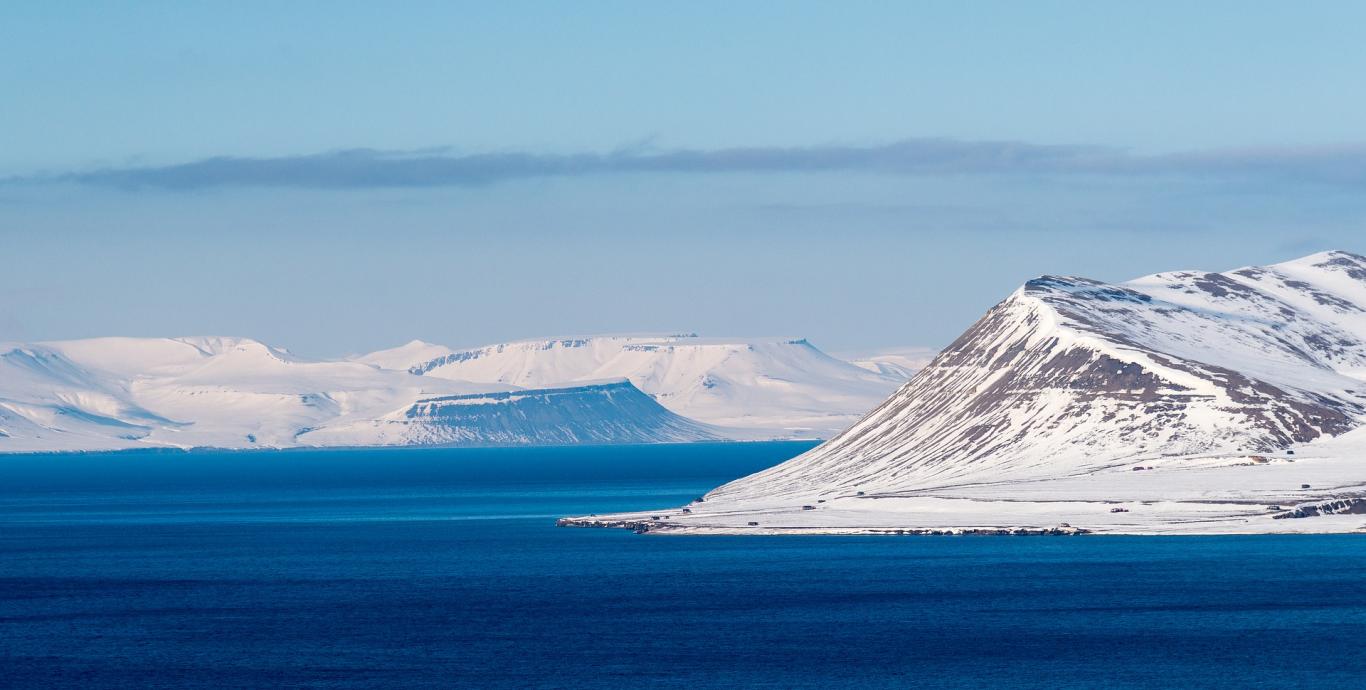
[4,1,1366,357]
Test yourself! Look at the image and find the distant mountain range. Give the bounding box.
[564,251,1366,535]
[0,334,913,453]
[837,347,938,380]
[406,335,904,437]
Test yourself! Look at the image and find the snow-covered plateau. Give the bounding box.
[561,250,1366,535]
[0,334,904,453]
[407,334,905,437]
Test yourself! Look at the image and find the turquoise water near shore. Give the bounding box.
[4,442,1366,688]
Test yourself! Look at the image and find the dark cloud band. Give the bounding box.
[11,139,1366,190]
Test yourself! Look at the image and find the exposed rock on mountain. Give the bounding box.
[407,335,903,438]
[300,380,723,447]
[565,251,1366,534]
[0,338,719,452]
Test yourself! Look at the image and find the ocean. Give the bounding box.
[3,441,1366,688]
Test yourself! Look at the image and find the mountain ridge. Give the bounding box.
[563,250,1366,534]
[0,338,723,452]
[1,333,913,452]
[404,334,904,437]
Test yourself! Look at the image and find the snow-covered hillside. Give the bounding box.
[0,337,719,452]
[563,251,1366,535]
[838,347,936,380]
[406,335,903,437]
[301,379,722,447]
[352,339,454,371]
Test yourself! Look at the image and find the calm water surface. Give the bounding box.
[3,441,1366,688]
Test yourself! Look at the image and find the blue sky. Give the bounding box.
[4,1,1366,356]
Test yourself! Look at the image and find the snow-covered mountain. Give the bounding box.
[563,251,1366,535]
[0,337,719,452]
[300,379,721,447]
[406,335,903,438]
[352,339,455,371]
[1,331,901,453]
[838,347,936,380]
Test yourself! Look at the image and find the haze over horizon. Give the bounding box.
[5,1,1366,358]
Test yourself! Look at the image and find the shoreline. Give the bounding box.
[556,494,1366,535]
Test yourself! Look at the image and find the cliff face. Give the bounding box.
[407,334,904,438]
[0,338,720,452]
[301,380,723,447]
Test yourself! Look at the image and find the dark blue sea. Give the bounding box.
[4,441,1366,689]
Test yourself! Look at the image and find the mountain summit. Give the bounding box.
[406,334,904,438]
[1,333,906,452]
[565,251,1366,534]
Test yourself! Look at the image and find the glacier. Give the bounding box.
[561,250,1366,535]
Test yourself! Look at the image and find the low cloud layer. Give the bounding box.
[11,139,1366,190]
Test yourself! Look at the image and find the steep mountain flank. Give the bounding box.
[565,251,1366,534]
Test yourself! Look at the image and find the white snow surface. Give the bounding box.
[0,337,719,452]
[838,347,937,380]
[352,339,455,371]
[564,251,1366,534]
[408,334,904,438]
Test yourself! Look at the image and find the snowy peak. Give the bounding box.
[562,250,1366,536]
[5,331,898,452]
[409,334,905,437]
[706,251,1366,502]
[298,379,722,448]
[353,339,456,371]
[1275,249,1366,274]
[839,347,935,380]
[1,337,483,452]
[3,329,931,452]
[5,335,723,452]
